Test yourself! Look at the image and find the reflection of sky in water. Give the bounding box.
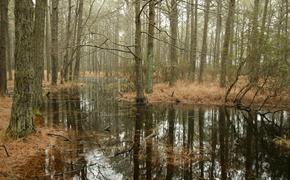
[85,150,123,180]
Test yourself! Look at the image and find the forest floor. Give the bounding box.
[0,80,78,179]
[119,80,290,109]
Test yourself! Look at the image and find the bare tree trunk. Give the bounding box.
[7,0,35,138]
[198,0,210,83]
[69,1,79,81]
[213,0,222,80]
[190,0,198,81]
[184,0,190,65]
[73,0,84,80]
[32,0,47,108]
[284,0,288,63]
[256,0,269,65]
[115,9,121,92]
[249,0,260,84]
[156,3,161,74]
[62,0,72,82]
[135,0,145,103]
[169,0,178,86]
[46,1,51,81]
[145,0,155,93]
[0,0,8,96]
[220,0,236,87]
[7,16,13,81]
[51,0,59,85]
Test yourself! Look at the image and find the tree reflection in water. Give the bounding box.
[42,78,290,179]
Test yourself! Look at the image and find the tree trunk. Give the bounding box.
[45,2,51,81]
[220,0,236,87]
[249,0,260,84]
[145,0,155,93]
[135,0,145,104]
[198,0,210,83]
[32,0,47,108]
[0,0,8,96]
[283,0,288,63]
[257,0,269,65]
[7,16,13,81]
[62,0,72,82]
[213,0,222,80]
[184,0,190,65]
[190,0,198,81]
[169,0,178,86]
[51,0,59,85]
[7,0,35,138]
[69,1,79,81]
[73,0,84,80]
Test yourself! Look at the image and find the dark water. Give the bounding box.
[42,78,290,180]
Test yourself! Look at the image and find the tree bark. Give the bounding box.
[7,0,35,138]
[198,0,210,83]
[51,0,59,85]
[0,0,8,96]
[220,0,236,87]
[190,0,198,81]
[32,0,47,108]
[145,0,155,93]
[7,14,13,81]
[184,0,190,65]
[62,0,72,82]
[69,1,79,81]
[135,0,145,104]
[249,0,260,84]
[45,2,51,81]
[213,0,222,80]
[169,0,178,86]
[73,0,84,80]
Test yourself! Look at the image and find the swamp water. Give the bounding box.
[42,78,290,180]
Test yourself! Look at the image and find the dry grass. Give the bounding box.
[120,81,227,105]
[119,80,290,108]
[81,71,107,78]
[273,138,290,155]
[274,138,290,148]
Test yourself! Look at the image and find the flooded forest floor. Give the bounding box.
[1,77,290,179]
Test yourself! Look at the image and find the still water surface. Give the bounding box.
[42,78,290,180]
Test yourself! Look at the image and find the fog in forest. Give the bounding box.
[0,0,290,179]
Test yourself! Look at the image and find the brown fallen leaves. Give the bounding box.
[0,82,68,179]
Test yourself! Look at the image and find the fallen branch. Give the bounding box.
[145,132,156,141]
[0,145,9,157]
[47,133,71,142]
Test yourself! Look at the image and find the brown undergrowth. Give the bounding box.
[0,80,74,179]
[43,81,81,93]
[273,138,290,156]
[119,80,290,108]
